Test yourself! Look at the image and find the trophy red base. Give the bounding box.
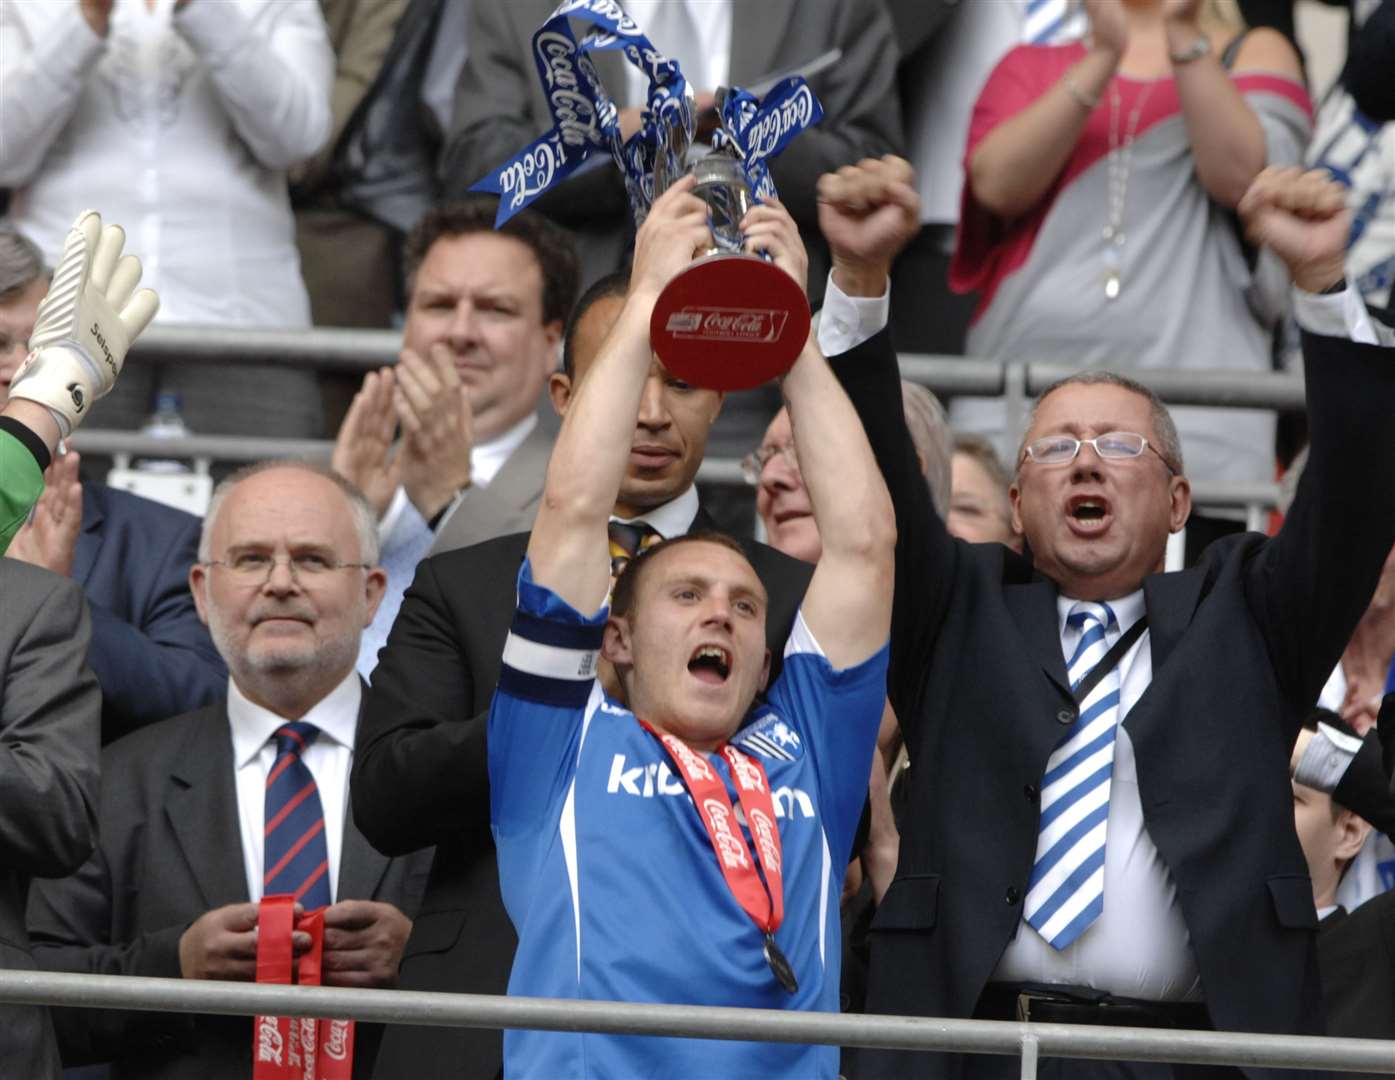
[650,253,811,392]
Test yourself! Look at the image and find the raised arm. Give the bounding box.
[781,336,895,667]
[525,177,708,611]
[1239,167,1395,722]
[3,210,157,551]
[817,157,959,717]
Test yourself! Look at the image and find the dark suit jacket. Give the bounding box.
[77,483,226,742]
[1318,893,1395,1049]
[829,327,1395,1080]
[354,504,814,1079]
[26,698,433,1080]
[0,560,100,1080]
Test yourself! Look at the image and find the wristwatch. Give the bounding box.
[1169,34,1210,64]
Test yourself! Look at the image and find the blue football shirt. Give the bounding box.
[488,560,889,1079]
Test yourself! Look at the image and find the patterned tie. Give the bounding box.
[608,519,662,579]
[1022,0,1087,44]
[1024,601,1120,949]
[263,722,332,910]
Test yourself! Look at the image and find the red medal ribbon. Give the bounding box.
[252,896,355,1080]
[638,720,785,936]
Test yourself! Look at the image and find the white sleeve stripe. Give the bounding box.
[502,632,600,682]
[783,610,827,660]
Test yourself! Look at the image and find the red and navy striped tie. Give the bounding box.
[264,722,331,910]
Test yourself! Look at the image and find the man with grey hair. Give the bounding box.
[28,461,431,1079]
[1,224,225,742]
[820,157,1395,1078]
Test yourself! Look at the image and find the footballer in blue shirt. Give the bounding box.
[488,176,896,1079]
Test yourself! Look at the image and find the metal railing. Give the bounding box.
[109,324,1297,520]
[0,971,1389,1077]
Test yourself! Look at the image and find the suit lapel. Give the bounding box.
[1142,565,1206,674]
[166,707,249,908]
[341,688,391,902]
[1004,578,1073,701]
[487,421,552,512]
[71,484,105,586]
[729,0,797,83]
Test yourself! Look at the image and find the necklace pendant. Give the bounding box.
[1104,270,1121,300]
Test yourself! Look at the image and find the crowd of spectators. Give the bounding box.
[2,0,1395,1078]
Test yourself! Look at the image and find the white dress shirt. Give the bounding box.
[993,590,1204,1000]
[228,673,360,904]
[611,482,700,539]
[0,0,333,328]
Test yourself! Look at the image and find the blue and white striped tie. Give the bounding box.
[1022,0,1088,45]
[1024,601,1119,949]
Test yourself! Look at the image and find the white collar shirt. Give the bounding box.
[994,587,1205,1001]
[227,672,361,904]
[610,483,700,539]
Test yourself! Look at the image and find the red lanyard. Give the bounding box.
[638,720,798,992]
[253,895,355,1079]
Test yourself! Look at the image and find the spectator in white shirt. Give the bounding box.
[0,0,334,437]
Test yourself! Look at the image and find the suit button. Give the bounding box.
[1056,708,1075,725]
[1005,886,1022,905]
[1024,784,1039,804]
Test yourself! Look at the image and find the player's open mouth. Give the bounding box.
[688,644,731,684]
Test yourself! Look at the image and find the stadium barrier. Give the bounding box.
[0,970,1389,1077]
[89,325,1297,526]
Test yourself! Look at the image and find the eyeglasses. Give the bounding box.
[1021,431,1176,475]
[204,552,373,585]
[740,441,798,485]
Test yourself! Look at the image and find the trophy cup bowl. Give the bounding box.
[650,155,812,392]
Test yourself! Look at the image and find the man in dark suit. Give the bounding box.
[0,560,99,1079]
[443,0,904,297]
[28,462,432,1080]
[353,202,834,1077]
[1,226,226,740]
[6,454,227,741]
[816,156,1395,1079]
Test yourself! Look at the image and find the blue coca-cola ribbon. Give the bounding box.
[471,0,694,227]
[711,77,825,203]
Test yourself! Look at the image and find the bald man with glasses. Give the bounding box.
[27,462,432,1080]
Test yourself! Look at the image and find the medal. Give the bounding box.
[640,720,799,994]
[763,933,799,994]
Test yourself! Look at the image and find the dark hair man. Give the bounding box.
[1,225,226,740]
[1291,702,1395,1047]
[350,191,889,1077]
[28,462,432,1078]
[490,171,893,1079]
[818,156,1395,1080]
[332,195,580,674]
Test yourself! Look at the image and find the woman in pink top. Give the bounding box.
[950,0,1309,487]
